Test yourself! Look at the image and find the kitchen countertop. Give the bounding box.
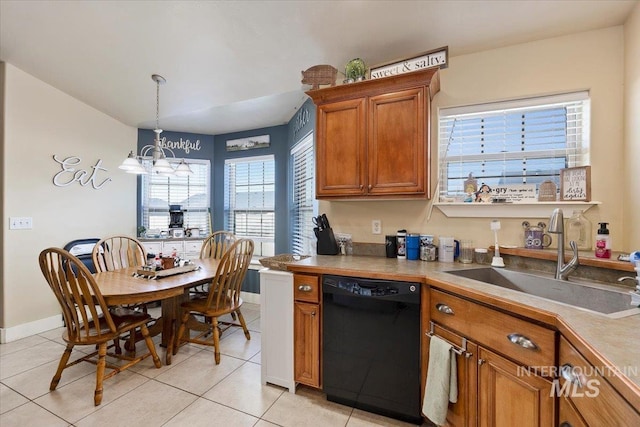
[286,255,640,407]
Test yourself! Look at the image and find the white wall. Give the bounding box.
[320,26,634,252]
[624,2,640,249]
[1,63,138,341]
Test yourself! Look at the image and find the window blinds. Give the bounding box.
[438,91,590,200]
[141,159,210,232]
[291,134,316,256]
[224,155,275,257]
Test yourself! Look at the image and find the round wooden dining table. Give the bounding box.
[93,257,222,364]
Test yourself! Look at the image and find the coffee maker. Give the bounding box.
[169,205,185,238]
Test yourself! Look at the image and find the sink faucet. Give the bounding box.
[548,208,579,280]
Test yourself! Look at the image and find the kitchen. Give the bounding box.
[2,1,640,426]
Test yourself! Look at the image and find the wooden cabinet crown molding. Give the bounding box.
[306,68,440,104]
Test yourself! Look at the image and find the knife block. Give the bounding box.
[317,227,339,255]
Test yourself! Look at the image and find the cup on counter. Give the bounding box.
[474,248,489,265]
[406,234,420,260]
[459,240,474,264]
[438,237,458,263]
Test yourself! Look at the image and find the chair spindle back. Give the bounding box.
[39,248,117,343]
[200,231,236,259]
[205,238,254,310]
[93,236,146,273]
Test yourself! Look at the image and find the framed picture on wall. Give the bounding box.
[560,166,591,201]
[226,135,270,151]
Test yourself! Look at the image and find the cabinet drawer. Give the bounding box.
[162,241,185,257]
[294,274,320,303]
[559,337,640,425]
[184,240,203,256]
[430,289,555,367]
[142,241,162,257]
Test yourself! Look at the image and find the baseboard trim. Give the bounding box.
[241,291,260,305]
[0,314,64,343]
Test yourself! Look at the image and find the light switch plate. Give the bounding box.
[9,217,33,230]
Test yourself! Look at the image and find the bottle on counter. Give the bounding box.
[396,230,407,260]
[565,210,591,250]
[595,222,611,259]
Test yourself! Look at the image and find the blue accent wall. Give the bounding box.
[136,97,317,295]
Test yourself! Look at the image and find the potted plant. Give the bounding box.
[345,58,367,83]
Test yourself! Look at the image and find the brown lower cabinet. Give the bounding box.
[428,325,554,427]
[428,287,556,426]
[293,273,321,388]
[477,347,554,427]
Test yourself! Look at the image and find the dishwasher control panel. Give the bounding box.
[323,275,419,297]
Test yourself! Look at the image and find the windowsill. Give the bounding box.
[496,246,636,273]
[434,201,600,218]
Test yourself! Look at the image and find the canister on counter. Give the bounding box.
[420,234,437,261]
[396,230,407,259]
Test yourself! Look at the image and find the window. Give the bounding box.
[141,159,211,232]
[438,92,590,200]
[291,134,316,255]
[224,155,275,257]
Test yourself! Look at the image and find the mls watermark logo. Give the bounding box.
[550,377,600,398]
[516,364,640,398]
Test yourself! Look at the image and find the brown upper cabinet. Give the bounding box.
[306,68,440,199]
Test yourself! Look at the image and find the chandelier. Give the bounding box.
[119,74,193,176]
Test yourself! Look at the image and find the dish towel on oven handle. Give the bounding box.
[422,335,458,426]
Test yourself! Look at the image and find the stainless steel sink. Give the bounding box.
[445,268,639,316]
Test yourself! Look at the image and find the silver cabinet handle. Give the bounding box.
[298,285,312,292]
[560,363,583,388]
[507,333,538,350]
[559,422,573,427]
[436,303,454,315]
[311,311,316,317]
[478,359,486,366]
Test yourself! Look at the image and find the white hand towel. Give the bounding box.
[422,335,458,426]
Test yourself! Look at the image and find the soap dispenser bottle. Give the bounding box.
[595,222,611,259]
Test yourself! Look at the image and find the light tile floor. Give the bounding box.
[0,303,423,426]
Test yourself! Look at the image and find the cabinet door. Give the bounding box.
[368,87,427,196]
[425,324,478,427]
[294,301,321,388]
[478,347,554,427]
[316,98,367,197]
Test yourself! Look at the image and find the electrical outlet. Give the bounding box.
[372,219,382,234]
[9,217,33,230]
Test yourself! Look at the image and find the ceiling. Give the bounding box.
[1,0,636,136]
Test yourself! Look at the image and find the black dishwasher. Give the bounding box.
[322,275,421,424]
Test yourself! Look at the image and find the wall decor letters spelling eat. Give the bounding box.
[52,155,112,190]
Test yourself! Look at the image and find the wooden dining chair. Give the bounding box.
[200,231,237,259]
[191,231,237,298]
[169,238,254,364]
[39,247,161,406]
[92,235,147,273]
[92,235,154,352]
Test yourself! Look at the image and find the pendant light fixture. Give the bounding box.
[119,74,193,176]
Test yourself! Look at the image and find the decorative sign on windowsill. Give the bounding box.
[226,134,270,151]
[491,184,537,203]
[369,46,448,80]
[538,180,557,202]
[560,166,591,201]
